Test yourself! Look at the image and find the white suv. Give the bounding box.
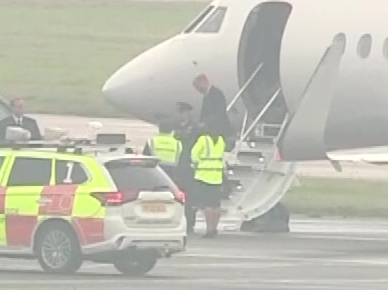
[0,144,186,276]
[96,155,187,275]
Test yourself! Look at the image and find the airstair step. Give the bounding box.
[237,149,265,158]
[247,136,275,144]
[227,177,242,186]
[236,152,267,164]
[227,163,261,172]
[226,178,244,191]
[260,169,287,176]
[227,165,287,177]
[236,154,273,165]
[226,166,261,180]
[242,142,274,152]
[261,126,281,137]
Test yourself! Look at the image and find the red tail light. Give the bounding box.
[91,190,138,206]
[173,189,185,204]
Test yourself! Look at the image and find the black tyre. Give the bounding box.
[35,222,83,274]
[113,250,158,276]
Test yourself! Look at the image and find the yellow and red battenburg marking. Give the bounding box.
[2,184,107,248]
[39,184,78,216]
[5,185,78,247]
[0,186,36,247]
[6,215,37,246]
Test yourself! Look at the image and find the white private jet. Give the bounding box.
[102,0,388,160]
[101,0,388,232]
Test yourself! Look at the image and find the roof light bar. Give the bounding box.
[0,126,133,156]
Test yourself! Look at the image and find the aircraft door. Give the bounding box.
[237,2,292,125]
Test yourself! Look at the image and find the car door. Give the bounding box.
[37,158,87,218]
[3,155,53,249]
[53,158,105,245]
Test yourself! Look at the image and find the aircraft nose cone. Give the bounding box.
[102,37,196,120]
[102,56,159,120]
[102,70,132,107]
[103,55,148,102]
[102,40,177,109]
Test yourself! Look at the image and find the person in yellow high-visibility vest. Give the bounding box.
[191,116,225,238]
[143,119,182,181]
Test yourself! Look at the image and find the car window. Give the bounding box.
[55,160,88,184]
[0,156,5,170]
[104,159,177,191]
[7,157,51,186]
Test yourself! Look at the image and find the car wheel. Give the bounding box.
[35,222,83,274]
[113,250,158,276]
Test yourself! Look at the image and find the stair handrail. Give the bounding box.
[227,62,263,112]
[240,87,282,142]
[234,113,294,220]
[231,110,249,159]
[274,113,289,145]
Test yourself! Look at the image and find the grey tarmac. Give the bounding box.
[2,219,388,290]
[4,114,383,289]
[31,113,388,180]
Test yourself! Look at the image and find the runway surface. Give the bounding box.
[0,114,386,289]
[31,113,388,180]
[2,219,388,290]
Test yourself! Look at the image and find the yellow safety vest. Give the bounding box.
[147,133,182,166]
[191,135,225,185]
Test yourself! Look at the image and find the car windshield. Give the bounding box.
[104,159,177,192]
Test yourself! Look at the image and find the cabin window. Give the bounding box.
[196,7,227,33]
[383,38,388,59]
[332,33,346,55]
[183,5,214,34]
[357,34,372,58]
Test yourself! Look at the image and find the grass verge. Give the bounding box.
[0,0,206,117]
[2,2,388,219]
[284,177,388,218]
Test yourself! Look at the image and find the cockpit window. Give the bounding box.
[183,5,214,34]
[195,6,227,33]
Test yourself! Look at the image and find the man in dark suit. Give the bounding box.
[0,97,42,141]
[193,73,234,150]
[173,102,200,234]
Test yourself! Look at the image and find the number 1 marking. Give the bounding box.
[63,162,74,183]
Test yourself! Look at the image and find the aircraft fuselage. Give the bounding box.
[102,0,388,160]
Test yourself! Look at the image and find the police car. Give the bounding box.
[0,126,187,276]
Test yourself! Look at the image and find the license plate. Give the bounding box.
[141,203,166,213]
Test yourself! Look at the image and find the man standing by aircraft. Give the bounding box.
[174,102,199,234]
[191,116,226,238]
[143,119,182,181]
[192,74,233,151]
[0,97,42,141]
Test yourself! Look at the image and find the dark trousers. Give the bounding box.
[183,181,197,231]
[175,166,197,232]
[185,205,197,231]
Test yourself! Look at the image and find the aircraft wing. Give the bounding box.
[327,146,388,165]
